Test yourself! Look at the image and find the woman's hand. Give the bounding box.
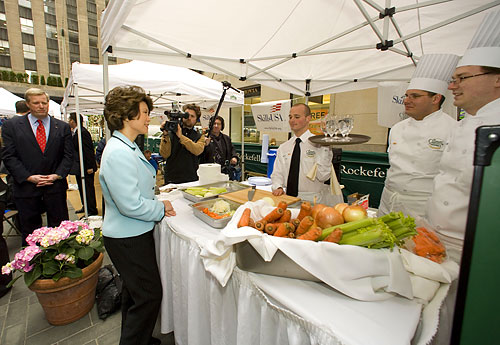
[272,187,284,196]
[162,200,176,217]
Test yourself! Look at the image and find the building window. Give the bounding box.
[108,56,117,65]
[90,47,99,59]
[0,39,9,57]
[0,12,6,22]
[70,53,79,64]
[69,42,79,54]
[24,58,37,71]
[0,27,7,41]
[49,62,60,74]
[44,0,56,15]
[0,54,10,68]
[46,37,58,50]
[67,5,77,20]
[48,49,59,63]
[90,57,99,64]
[44,13,56,26]
[88,24,98,36]
[68,31,79,44]
[21,33,34,45]
[0,1,5,13]
[87,1,97,13]
[18,0,32,8]
[66,0,77,6]
[18,6,32,19]
[23,43,36,59]
[20,18,34,34]
[46,24,57,39]
[89,36,97,48]
[68,19,78,31]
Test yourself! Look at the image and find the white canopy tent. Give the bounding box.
[61,60,244,218]
[61,60,244,117]
[100,0,499,97]
[0,87,62,119]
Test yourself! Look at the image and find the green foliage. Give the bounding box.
[40,75,46,85]
[16,73,25,83]
[9,71,17,82]
[57,77,63,87]
[1,70,8,80]
[65,77,69,87]
[31,73,39,85]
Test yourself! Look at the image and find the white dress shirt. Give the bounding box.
[271,130,332,203]
[426,97,500,260]
[378,110,456,218]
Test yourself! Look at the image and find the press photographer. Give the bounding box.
[159,104,206,184]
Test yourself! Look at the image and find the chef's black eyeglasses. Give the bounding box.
[449,72,491,85]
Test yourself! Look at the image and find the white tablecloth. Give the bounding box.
[153,197,451,345]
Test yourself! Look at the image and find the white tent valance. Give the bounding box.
[61,60,244,116]
[100,0,499,96]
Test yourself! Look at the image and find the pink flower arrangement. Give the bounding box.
[2,220,104,287]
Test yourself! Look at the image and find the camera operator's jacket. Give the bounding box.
[159,127,205,184]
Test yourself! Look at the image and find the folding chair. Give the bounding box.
[3,209,21,238]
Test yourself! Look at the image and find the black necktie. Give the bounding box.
[286,138,301,197]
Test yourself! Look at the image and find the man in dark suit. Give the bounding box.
[68,112,98,216]
[1,88,73,246]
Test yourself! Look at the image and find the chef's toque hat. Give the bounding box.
[457,9,500,68]
[408,54,460,95]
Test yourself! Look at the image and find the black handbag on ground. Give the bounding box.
[95,264,123,320]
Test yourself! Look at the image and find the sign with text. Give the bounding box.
[377,82,408,128]
[251,100,291,132]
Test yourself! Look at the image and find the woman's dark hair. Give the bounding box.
[209,115,225,131]
[104,86,153,131]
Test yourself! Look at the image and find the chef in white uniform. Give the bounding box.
[271,103,333,204]
[427,10,500,263]
[378,54,459,218]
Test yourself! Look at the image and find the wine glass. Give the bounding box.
[320,115,329,141]
[325,114,337,142]
[338,115,352,142]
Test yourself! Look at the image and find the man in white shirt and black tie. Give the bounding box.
[271,103,332,203]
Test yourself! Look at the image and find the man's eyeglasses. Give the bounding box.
[402,93,429,100]
[449,72,491,85]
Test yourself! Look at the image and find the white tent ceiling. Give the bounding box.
[61,60,244,116]
[100,0,500,96]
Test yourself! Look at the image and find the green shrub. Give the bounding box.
[57,77,62,87]
[65,77,69,87]
[2,70,9,81]
[40,75,46,85]
[9,71,17,82]
[31,74,39,84]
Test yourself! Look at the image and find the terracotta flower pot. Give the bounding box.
[29,252,104,326]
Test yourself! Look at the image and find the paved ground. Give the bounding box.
[0,198,176,345]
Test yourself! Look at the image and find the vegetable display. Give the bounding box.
[236,202,422,253]
[185,186,228,198]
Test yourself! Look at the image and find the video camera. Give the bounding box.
[161,110,190,132]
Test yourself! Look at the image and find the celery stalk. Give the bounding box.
[319,218,377,240]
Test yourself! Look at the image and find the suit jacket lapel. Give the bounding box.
[45,116,58,152]
[20,115,41,151]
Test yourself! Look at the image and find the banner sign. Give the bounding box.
[250,100,291,132]
[377,82,408,128]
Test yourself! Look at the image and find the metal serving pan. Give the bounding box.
[181,181,249,202]
[190,198,242,229]
[235,240,321,282]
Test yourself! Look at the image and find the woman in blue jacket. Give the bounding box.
[100,85,175,345]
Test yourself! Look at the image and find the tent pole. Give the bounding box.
[74,84,88,218]
[241,105,245,180]
[103,51,110,141]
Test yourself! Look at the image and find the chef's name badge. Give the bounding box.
[428,138,445,150]
[306,150,315,158]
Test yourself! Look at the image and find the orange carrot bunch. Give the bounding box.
[413,227,446,263]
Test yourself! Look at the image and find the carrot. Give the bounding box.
[413,227,446,263]
[295,216,314,236]
[237,208,252,228]
[291,218,301,229]
[297,226,322,241]
[323,228,343,243]
[277,201,288,211]
[248,218,256,228]
[288,232,296,239]
[255,220,267,232]
[297,201,312,221]
[262,207,284,223]
[265,223,279,235]
[278,209,292,223]
[274,222,293,237]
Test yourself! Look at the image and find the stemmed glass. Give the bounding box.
[338,115,353,141]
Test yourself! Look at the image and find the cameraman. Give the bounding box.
[159,104,206,184]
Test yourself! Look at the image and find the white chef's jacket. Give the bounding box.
[427,98,500,261]
[378,110,456,218]
[271,130,332,203]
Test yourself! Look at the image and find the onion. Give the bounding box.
[315,207,344,229]
[342,205,368,222]
[333,203,348,215]
[311,203,327,219]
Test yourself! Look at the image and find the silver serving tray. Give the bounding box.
[180,181,248,202]
[190,198,242,229]
[235,240,321,282]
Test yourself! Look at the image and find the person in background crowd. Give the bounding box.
[271,103,332,204]
[95,137,106,166]
[201,115,240,180]
[15,100,29,116]
[0,135,12,297]
[159,103,205,184]
[1,88,73,246]
[378,54,459,218]
[100,85,175,345]
[68,112,98,216]
[143,149,158,172]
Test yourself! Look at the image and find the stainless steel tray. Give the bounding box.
[235,240,321,282]
[190,198,242,229]
[181,181,248,202]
